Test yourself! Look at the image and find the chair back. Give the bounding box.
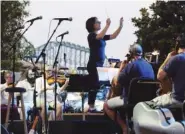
[127,77,159,105]
[183,101,185,119]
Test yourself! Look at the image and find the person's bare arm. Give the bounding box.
[157,51,176,81]
[96,18,111,39]
[116,60,128,79]
[60,79,69,91]
[110,17,123,39]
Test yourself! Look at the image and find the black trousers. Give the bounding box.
[87,60,104,105]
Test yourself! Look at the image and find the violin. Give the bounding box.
[47,76,66,85]
[7,83,16,88]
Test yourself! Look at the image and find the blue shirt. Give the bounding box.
[87,33,110,63]
[118,58,155,97]
[163,53,185,102]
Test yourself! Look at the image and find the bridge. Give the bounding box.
[35,41,90,68]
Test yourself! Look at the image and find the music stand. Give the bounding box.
[66,74,98,120]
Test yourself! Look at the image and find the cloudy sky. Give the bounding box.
[24,0,155,60]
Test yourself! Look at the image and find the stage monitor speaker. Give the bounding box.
[1,124,9,134]
[6,121,24,134]
[48,120,113,134]
[6,120,42,134]
[86,114,108,121]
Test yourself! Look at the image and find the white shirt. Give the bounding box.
[0,83,9,104]
[36,76,60,103]
[16,79,34,103]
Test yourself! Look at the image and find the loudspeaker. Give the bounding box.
[7,121,24,134]
[1,124,9,134]
[48,120,113,134]
[6,120,42,134]
[86,115,108,121]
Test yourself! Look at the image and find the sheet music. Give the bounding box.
[107,68,119,83]
[97,67,109,81]
[97,67,119,83]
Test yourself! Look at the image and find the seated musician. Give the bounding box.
[0,71,14,105]
[107,54,134,100]
[36,66,69,123]
[15,69,35,119]
[0,71,19,123]
[104,44,155,134]
[152,34,185,107]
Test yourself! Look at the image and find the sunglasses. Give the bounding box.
[95,21,101,24]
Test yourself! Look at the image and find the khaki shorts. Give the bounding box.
[107,96,124,109]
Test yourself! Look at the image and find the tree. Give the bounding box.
[19,37,36,59]
[1,1,35,70]
[1,0,35,60]
[132,1,185,61]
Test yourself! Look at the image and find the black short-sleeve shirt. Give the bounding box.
[87,33,110,62]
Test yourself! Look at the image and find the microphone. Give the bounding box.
[53,17,72,21]
[57,31,69,38]
[26,16,43,23]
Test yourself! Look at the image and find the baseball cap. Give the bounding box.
[129,44,143,56]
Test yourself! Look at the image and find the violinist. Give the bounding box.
[157,35,183,95]
[104,44,155,134]
[35,66,69,128]
[0,71,13,105]
[107,54,134,100]
[152,33,185,107]
[0,71,20,124]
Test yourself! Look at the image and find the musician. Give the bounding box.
[0,71,13,105]
[107,54,135,100]
[86,16,123,112]
[104,44,155,134]
[0,71,20,124]
[152,33,185,107]
[15,69,35,119]
[36,66,68,122]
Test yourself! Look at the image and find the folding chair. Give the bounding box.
[115,77,160,133]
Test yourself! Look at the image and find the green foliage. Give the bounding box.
[19,37,36,59]
[1,0,35,61]
[132,1,185,60]
[1,60,23,72]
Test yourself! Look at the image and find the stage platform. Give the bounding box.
[63,112,105,121]
[4,113,122,134]
[50,112,122,134]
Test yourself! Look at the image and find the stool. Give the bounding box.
[5,87,28,134]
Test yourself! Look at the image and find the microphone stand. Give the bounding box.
[9,22,33,133]
[35,20,62,134]
[53,35,65,120]
[30,58,42,134]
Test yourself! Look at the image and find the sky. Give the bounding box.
[24,0,155,60]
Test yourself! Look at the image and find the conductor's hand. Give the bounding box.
[120,17,123,27]
[106,18,111,26]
